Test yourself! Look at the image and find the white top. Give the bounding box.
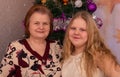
[62,53,105,77]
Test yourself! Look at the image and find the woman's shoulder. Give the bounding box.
[49,40,62,48]
[8,39,26,48]
[48,40,63,54]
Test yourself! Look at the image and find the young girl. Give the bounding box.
[62,11,120,77]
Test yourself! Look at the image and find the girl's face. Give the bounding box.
[69,17,88,48]
[29,12,50,39]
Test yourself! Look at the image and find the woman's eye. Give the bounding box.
[43,22,49,25]
[34,22,39,25]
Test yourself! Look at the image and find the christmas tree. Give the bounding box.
[34,0,98,44]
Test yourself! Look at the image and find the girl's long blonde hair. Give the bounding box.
[63,11,117,77]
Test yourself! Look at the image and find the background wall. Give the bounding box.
[94,0,120,63]
[0,0,34,60]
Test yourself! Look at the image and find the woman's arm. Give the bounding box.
[114,29,120,43]
[101,56,120,77]
[0,41,21,77]
[110,64,120,77]
[92,51,120,77]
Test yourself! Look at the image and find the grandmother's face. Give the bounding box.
[29,12,50,40]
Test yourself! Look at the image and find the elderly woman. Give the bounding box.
[0,5,62,77]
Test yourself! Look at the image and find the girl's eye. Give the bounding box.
[79,28,86,31]
[70,27,76,30]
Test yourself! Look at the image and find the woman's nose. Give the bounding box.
[39,24,44,29]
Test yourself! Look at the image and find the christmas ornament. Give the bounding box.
[75,0,83,8]
[63,0,68,5]
[95,17,103,28]
[41,0,46,4]
[87,2,97,13]
[87,0,93,3]
[93,14,103,28]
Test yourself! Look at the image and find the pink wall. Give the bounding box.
[0,0,34,60]
[94,0,120,63]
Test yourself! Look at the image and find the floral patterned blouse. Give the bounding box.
[0,39,62,77]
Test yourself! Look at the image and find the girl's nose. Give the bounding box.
[74,29,79,34]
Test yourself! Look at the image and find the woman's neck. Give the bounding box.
[28,37,46,45]
[27,37,47,56]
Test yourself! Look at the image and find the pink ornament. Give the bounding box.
[95,17,103,28]
[87,0,92,3]
[93,14,103,28]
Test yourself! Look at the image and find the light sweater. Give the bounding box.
[0,39,62,77]
[62,53,105,77]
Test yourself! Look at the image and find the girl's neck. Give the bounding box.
[72,47,84,56]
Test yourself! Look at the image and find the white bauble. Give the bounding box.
[75,0,83,8]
